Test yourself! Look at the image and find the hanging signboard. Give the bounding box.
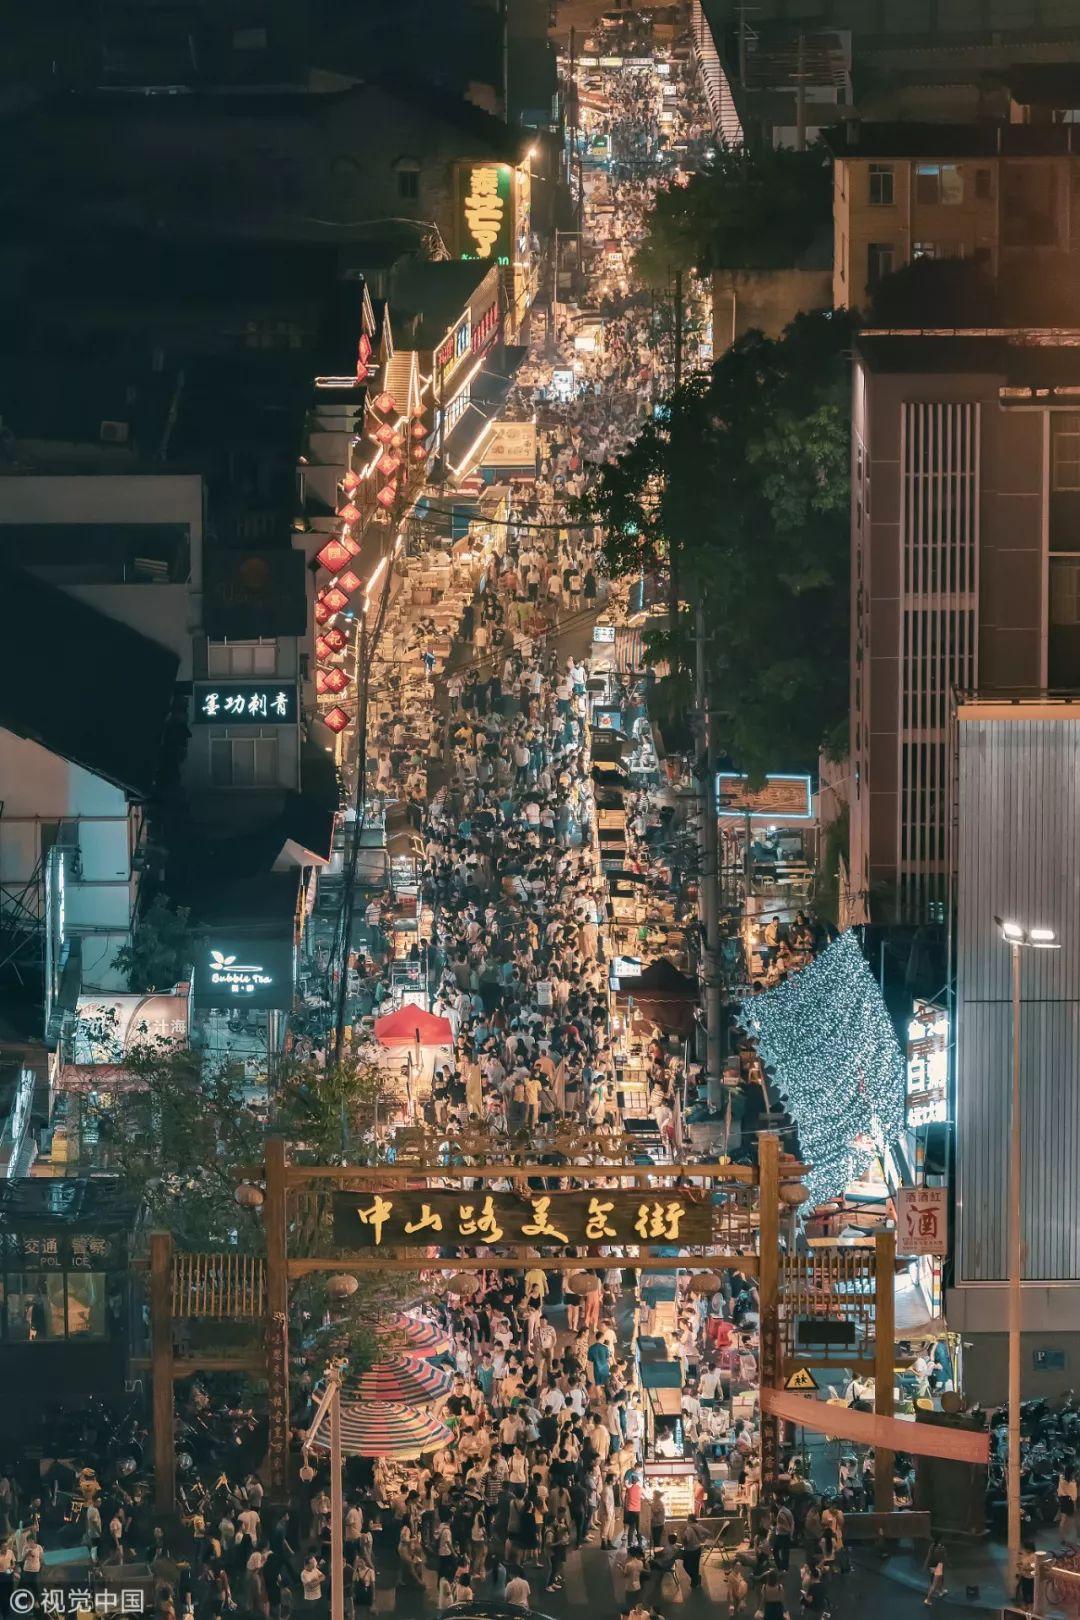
[72,989,191,1064]
[194,940,296,1012]
[332,1189,712,1250]
[482,421,537,470]
[193,682,298,725]
[716,772,813,823]
[896,1186,948,1256]
[906,1000,948,1126]
[458,163,513,265]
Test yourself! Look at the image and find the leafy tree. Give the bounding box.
[112,893,198,992]
[583,309,853,778]
[635,145,832,288]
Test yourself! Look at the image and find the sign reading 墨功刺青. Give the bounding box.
[332,1189,712,1249]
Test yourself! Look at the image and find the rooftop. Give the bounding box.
[0,563,179,797]
[390,260,498,348]
[824,119,1080,158]
[856,327,1080,379]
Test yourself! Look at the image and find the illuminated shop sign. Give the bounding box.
[716,772,813,822]
[906,999,949,1126]
[193,682,297,724]
[195,940,295,1012]
[459,164,512,265]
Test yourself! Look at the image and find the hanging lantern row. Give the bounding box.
[337,501,362,525]
[356,332,373,383]
[324,625,348,653]
[317,537,354,575]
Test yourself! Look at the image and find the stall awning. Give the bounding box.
[373,1007,453,1046]
[640,1359,684,1419]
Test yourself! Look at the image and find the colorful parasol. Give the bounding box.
[340,1353,452,1405]
[309,1401,453,1460]
[381,1311,453,1356]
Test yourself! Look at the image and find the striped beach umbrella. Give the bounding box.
[309,1401,453,1460]
[380,1311,453,1356]
[341,1353,453,1405]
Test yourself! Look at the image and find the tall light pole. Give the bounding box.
[994,915,1059,1595]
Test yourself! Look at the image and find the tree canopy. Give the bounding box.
[583,309,853,777]
[634,145,832,288]
[112,893,198,992]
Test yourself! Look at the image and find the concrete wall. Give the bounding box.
[0,729,138,990]
[711,268,833,353]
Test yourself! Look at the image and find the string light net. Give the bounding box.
[739,930,905,1207]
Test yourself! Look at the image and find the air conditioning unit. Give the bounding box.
[99,419,130,444]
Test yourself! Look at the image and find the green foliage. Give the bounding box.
[583,309,853,777]
[112,893,198,992]
[635,145,831,287]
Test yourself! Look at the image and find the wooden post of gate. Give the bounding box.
[758,1132,781,1492]
[150,1229,176,1512]
[874,1227,896,1513]
[264,1136,291,1491]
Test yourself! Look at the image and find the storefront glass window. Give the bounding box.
[66,1271,107,1339]
[6,1273,66,1341]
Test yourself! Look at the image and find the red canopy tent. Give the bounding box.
[373,1007,454,1046]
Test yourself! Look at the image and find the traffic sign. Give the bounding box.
[785,1367,819,1392]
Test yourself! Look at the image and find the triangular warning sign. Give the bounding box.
[785,1367,819,1391]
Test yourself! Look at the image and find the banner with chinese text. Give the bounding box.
[332,1189,712,1249]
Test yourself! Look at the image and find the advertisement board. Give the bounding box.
[896,1186,948,1255]
[458,163,513,265]
[906,1000,948,1125]
[193,682,298,725]
[482,421,537,470]
[716,773,814,823]
[194,939,296,1012]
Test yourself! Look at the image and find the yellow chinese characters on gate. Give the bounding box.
[339,1191,703,1249]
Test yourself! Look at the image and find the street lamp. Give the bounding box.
[993,915,1060,1594]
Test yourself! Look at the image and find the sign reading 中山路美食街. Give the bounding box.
[332,1189,713,1249]
[896,1185,948,1256]
[459,163,513,265]
[194,940,296,1012]
[193,682,297,725]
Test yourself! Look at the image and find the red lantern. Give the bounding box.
[411,422,426,439]
[315,635,332,661]
[391,432,404,449]
[372,392,396,414]
[377,452,401,477]
[317,538,353,573]
[316,669,332,695]
[342,469,361,491]
[374,424,395,446]
[358,333,373,365]
[323,706,353,734]
[375,483,397,510]
[337,502,362,524]
[341,532,361,556]
[324,626,348,652]
[322,586,349,614]
[411,444,426,461]
[314,600,332,625]
[410,401,425,418]
[337,569,362,595]
[322,666,349,695]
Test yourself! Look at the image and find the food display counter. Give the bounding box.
[642,1458,697,1521]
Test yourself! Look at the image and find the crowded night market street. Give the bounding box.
[0,0,1053,1619]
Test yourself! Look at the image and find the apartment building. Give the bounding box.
[826,122,1080,310]
[848,328,1080,925]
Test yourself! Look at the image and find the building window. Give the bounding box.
[1050,557,1080,623]
[868,164,894,206]
[912,241,939,260]
[209,730,280,788]
[867,242,895,290]
[914,163,962,204]
[393,157,421,202]
[207,640,277,677]
[1,1271,108,1341]
[1053,418,1080,491]
[454,320,470,358]
[975,167,993,200]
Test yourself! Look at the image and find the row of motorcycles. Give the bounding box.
[985,1390,1080,1537]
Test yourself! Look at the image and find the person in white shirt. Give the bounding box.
[505,1573,531,1606]
[301,1555,324,1603]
